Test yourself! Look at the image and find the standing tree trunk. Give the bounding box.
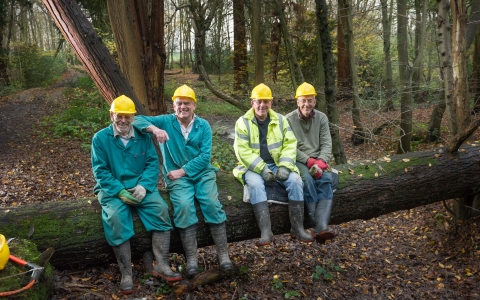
[338,0,366,146]
[106,0,149,114]
[129,0,168,115]
[188,0,220,81]
[473,28,480,113]
[272,0,304,89]
[315,0,347,164]
[41,0,147,115]
[269,9,281,84]
[233,0,248,94]
[381,0,394,111]
[337,4,351,102]
[397,0,413,153]
[451,0,470,132]
[437,0,457,135]
[412,0,425,104]
[252,0,264,85]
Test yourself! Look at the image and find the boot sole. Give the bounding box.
[152,271,182,282]
[290,233,314,243]
[317,231,337,241]
[121,289,134,295]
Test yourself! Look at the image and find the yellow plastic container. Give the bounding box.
[0,234,10,270]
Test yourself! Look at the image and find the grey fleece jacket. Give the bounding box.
[285,109,332,164]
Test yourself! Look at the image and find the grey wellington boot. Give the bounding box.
[314,199,337,241]
[152,231,182,282]
[209,222,234,273]
[112,240,134,295]
[305,202,317,227]
[252,201,274,246]
[288,200,314,243]
[179,224,199,278]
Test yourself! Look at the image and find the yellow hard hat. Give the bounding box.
[172,85,196,102]
[250,83,273,100]
[110,95,137,114]
[0,234,10,270]
[295,82,317,98]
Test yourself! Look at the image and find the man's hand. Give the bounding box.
[127,185,146,201]
[149,126,169,143]
[306,157,317,168]
[261,165,276,182]
[275,166,290,181]
[309,164,323,180]
[118,189,141,205]
[167,169,186,181]
[315,158,329,170]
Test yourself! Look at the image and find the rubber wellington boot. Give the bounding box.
[288,200,314,243]
[305,202,317,227]
[252,201,274,246]
[151,231,182,282]
[314,199,337,242]
[209,222,234,273]
[112,240,134,295]
[179,224,199,278]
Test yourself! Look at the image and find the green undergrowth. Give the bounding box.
[39,76,110,150]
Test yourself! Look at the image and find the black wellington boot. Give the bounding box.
[252,201,274,246]
[314,199,337,242]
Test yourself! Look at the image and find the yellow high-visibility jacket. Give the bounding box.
[233,108,299,184]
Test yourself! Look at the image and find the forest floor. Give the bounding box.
[1,69,480,299]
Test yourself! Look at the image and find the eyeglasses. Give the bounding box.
[113,114,134,121]
[253,100,272,105]
[174,100,193,106]
[298,99,315,105]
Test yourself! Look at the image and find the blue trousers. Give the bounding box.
[243,163,304,204]
[166,170,226,229]
[98,189,172,246]
[296,162,333,203]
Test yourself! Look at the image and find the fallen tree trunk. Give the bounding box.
[2,145,480,269]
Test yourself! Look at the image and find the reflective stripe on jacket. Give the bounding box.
[233,108,299,184]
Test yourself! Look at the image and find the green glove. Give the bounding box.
[261,165,276,182]
[118,189,141,205]
[275,166,290,181]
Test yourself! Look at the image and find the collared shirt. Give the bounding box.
[112,124,135,146]
[298,107,315,120]
[178,115,196,140]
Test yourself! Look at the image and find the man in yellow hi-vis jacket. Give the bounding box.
[233,83,313,246]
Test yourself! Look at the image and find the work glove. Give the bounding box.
[118,189,141,205]
[127,185,146,201]
[261,165,276,183]
[306,157,317,168]
[275,166,290,181]
[315,158,329,171]
[309,164,323,180]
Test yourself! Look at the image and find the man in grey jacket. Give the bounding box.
[286,82,337,243]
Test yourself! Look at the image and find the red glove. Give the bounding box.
[315,158,329,170]
[309,164,323,179]
[306,158,317,168]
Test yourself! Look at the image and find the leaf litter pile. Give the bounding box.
[1,71,480,299]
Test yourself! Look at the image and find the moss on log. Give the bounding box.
[2,145,480,269]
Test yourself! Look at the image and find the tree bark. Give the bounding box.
[380,0,394,111]
[315,0,347,164]
[106,0,149,113]
[41,0,147,115]
[437,0,457,135]
[3,145,480,269]
[233,0,248,94]
[272,0,304,88]
[251,0,264,85]
[338,0,366,146]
